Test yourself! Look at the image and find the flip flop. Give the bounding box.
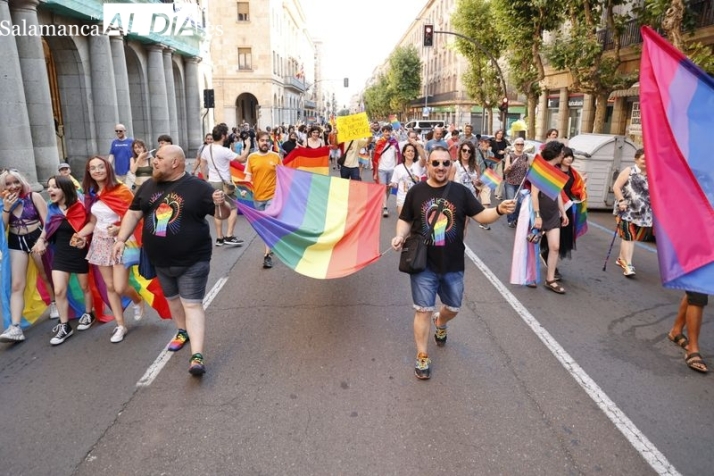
[685,352,709,373]
[544,279,565,294]
[668,333,689,349]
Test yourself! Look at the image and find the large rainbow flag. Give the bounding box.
[237,166,384,279]
[283,146,330,175]
[229,159,255,209]
[640,26,714,294]
[525,154,569,200]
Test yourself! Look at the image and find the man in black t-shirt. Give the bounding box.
[112,145,231,377]
[391,146,515,380]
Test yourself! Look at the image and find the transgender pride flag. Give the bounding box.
[640,26,714,294]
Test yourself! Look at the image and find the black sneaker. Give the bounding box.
[76,312,96,331]
[189,353,206,376]
[433,312,447,347]
[223,236,244,247]
[215,238,225,247]
[414,352,431,380]
[50,323,73,346]
[263,254,273,269]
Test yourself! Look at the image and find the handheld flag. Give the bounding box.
[237,167,384,279]
[640,26,714,294]
[525,154,569,200]
[480,168,503,190]
[283,146,330,175]
[389,114,401,130]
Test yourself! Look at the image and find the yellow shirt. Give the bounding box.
[245,151,281,201]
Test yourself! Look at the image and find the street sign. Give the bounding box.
[422,107,430,118]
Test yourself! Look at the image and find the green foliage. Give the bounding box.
[387,45,423,115]
[363,75,393,120]
[451,0,503,106]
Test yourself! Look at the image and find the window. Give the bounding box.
[238,48,252,70]
[237,2,249,22]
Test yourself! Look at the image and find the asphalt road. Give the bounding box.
[1,170,711,475]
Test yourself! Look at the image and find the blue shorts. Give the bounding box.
[155,260,210,303]
[254,198,273,211]
[378,169,394,186]
[409,267,464,312]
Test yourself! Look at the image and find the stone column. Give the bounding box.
[147,44,170,139]
[581,94,596,134]
[536,92,548,140]
[110,35,133,137]
[611,97,627,135]
[184,56,202,157]
[163,48,179,146]
[558,87,569,139]
[0,0,37,184]
[10,0,58,182]
[90,33,119,152]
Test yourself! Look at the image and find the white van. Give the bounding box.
[403,120,445,132]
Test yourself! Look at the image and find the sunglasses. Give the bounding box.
[115,130,125,133]
[431,160,451,167]
[461,149,472,153]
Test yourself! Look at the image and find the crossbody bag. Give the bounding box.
[209,145,237,195]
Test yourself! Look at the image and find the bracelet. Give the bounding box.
[495,204,504,216]
[115,237,126,244]
[2,209,10,213]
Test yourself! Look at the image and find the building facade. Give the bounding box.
[209,0,318,129]
[0,0,208,186]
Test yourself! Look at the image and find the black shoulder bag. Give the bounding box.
[399,182,452,274]
[138,176,185,279]
[337,141,354,167]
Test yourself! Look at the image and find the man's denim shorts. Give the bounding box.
[409,267,464,312]
[155,260,210,303]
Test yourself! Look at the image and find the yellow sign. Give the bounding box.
[336,113,371,143]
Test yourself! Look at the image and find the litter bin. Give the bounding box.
[568,134,639,210]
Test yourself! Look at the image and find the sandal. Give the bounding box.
[544,279,565,294]
[685,352,709,373]
[667,332,689,349]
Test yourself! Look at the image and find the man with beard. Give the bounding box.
[243,131,282,269]
[391,147,515,380]
[111,145,231,376]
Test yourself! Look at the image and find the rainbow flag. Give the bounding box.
[358,149,371,168]
[480,168,502,190]
[283,146,330,175]
[525,154,569,200]
[389,114,401,130]
[1,222,51,329]
[229,160,255,210]
[236,166,384,279]
[640,26,714,294]
[573,199,589,239]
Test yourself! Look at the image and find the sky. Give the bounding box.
[300,0,426,108]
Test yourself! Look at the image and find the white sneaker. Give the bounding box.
[49,301,59,319]
[133,301,145,321]
[0,324,25,343]
[110,325,127,343]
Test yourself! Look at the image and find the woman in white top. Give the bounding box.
[450,141,491,231]
[390,143,423,216]
[83,156,144,343]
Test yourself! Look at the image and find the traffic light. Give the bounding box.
[203,89,215,109]
[344,78,349,88]
[423,24,433,47]
[498,97,508,112]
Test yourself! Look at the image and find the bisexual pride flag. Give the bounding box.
[480,168,503,190]
[640,26,714,294]
[237,166,384,279]
[524,154,569,200]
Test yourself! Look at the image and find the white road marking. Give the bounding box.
[136,276,229,387]
[465,246,680,476]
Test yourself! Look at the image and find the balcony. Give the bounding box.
[284,76,307,93]
[304,99,317,109]
[597,0,714,50]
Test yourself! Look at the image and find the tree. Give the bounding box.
[387,45,422,119]
[452,0,505,133]
[363,74,393,120]
[546,0,638,133]
[492,0,566,138]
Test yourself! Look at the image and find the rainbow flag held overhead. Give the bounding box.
[283,146,330,175]
[640,26,714,294]
[525,154,569,200]
[389,114,401,130]
[237,166,384,279]
[480,168,503,190]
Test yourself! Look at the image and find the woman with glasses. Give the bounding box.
[32,175,95,345]
[503,138,531,227]
[0,170,58,343]
[82,156,145,343]
[450,141,491,231]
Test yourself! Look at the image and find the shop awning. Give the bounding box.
[610,83,640,98]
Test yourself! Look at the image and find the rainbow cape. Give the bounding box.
[640,26,714,294]
[1,222,51,329]
[525,154,569,200]
[560,168,588,239]
[283,146,330,175]
[236,166,384,279]
[480,168,503,190]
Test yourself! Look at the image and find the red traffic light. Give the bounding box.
[423,24,434,47]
